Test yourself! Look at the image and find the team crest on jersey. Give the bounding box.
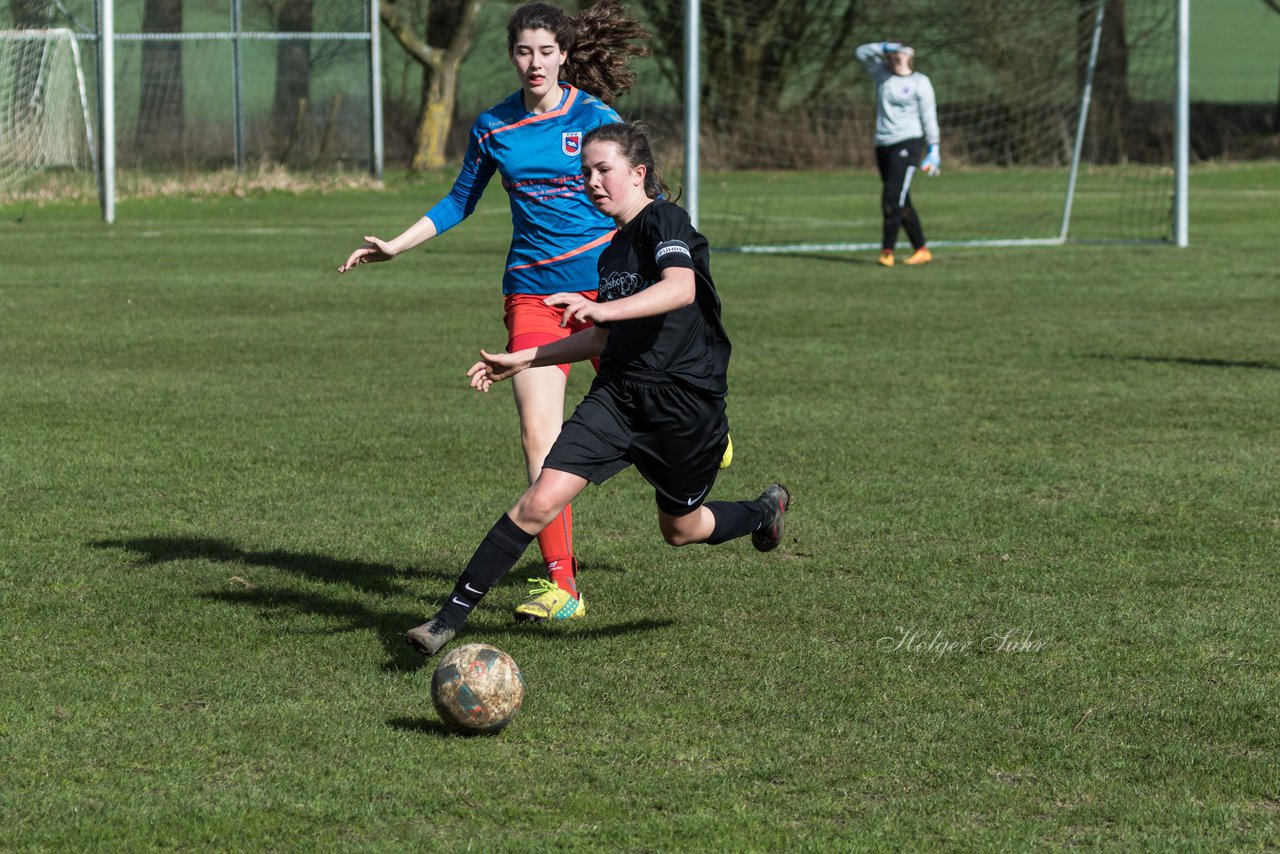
[562,131,582,156]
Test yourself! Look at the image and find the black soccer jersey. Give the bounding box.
[593,200,731,397]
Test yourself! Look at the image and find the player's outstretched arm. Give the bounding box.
[467,327,610,393]
[338,216,439,273]
[613,269,697,321]
[468,349,530,392]
[546,269,696,327]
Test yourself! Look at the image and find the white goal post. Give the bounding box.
[0,27,98,194]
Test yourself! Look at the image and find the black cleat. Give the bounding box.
[405,614,457,657]
[751,483,792,552]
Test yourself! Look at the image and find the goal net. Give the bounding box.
[0,27,96,195]
[678,0,1177,252]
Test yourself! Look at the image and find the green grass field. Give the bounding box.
[2,163,1279,850]
[1190,0,1280,102]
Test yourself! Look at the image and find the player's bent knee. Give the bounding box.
[662,530,697,547]
[511,490,565,532]
[658,514,701,547]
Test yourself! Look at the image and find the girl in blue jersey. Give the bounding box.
[339,2,647,623]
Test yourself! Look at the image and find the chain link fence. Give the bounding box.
[3,0,379,174]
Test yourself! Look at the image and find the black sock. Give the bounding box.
[437,514,536,629]
[703,499,768,545]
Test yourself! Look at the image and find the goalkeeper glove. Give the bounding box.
[921,145,941,176]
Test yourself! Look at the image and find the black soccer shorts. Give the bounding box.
[543,374,730,517]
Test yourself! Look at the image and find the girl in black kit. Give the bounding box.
[405,122,791,656]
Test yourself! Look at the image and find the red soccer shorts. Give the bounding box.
[504,291,599,377]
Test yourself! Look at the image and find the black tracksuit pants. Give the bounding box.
[875,137,927,251]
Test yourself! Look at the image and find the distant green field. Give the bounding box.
[1190,0,1280,102]
[1,163,1277,850]
[697,162,1177,250]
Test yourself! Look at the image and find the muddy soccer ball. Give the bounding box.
[431,643,525,735]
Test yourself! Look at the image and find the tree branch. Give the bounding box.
[444,0,483,59]
[380,0,441,70]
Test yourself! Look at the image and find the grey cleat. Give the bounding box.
[405,614,457,657]
[751,483,792,553]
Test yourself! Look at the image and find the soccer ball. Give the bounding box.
[431,643,525,735]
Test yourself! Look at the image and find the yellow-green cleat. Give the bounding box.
[719,433,734,469]
[514,578,586,622]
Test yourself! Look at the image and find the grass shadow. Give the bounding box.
[92,535,674,673]
[469,617,677,644]
[1083,353,1280,371]
[92,535,449,669]
[387,717,503,738]
[89,535,453,590]
[574,560,632,575]
[198,586,432,672]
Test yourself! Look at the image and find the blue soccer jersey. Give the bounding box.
[424,84,621,295]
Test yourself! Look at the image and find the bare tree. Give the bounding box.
[380,0,485,171]
[263,0,314,158]
[136,0,184,159]
[636,0,864,119]
[1076,0,1131,162]
[631,0,866,167]
[7,0,46,27]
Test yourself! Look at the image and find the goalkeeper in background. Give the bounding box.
[855,41,941,267]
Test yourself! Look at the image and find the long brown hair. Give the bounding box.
[583,122,671,201]
[506,1,650,105]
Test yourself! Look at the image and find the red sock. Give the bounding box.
[537,503,578,597]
